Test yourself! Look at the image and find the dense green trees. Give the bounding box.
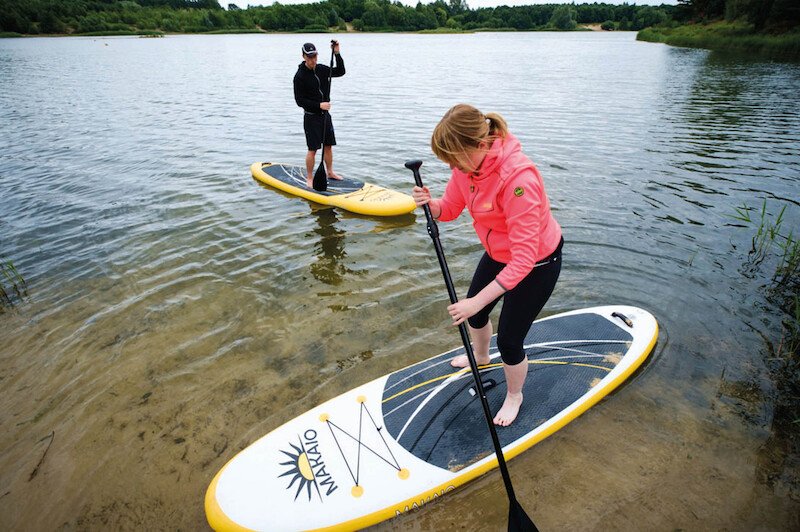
[0,0,677,36]
[550,5,577,30]
[638,0,799,58]
[678,0,800,31]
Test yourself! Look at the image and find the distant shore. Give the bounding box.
[637,21,800,60]
[1,27,620,39]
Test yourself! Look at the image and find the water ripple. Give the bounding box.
[1,32,798,530]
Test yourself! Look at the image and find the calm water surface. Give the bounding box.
[1,32,799,530]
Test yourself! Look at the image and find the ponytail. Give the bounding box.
[485,112,508,139]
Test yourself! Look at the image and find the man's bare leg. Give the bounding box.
[324,146,342,180]
[305,149,317,188]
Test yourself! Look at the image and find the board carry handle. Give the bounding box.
[404,159,538,532]
[612,311,633,327]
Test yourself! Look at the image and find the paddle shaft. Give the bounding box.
[313,47,336,190]
[319,49,335,154]
[404,160,530,517]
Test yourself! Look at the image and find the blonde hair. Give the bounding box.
[431,104,509,172]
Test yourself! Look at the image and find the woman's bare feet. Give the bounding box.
[493,391,523,426]
[450,353,491,368]
[327,171,343,180]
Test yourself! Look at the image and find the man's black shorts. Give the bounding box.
[304,113,336,151]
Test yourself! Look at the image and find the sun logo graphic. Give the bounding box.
[278,429,338,502]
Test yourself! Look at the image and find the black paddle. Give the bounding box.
[312,42,337,192]
[405,160,538,532]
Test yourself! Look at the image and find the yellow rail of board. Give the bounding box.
[251,162,416,217]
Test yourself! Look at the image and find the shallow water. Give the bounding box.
[0,32,798,530]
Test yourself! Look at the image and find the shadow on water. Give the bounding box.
[307,206,416,286]
[252,177,417,287]
[309,207,353,286]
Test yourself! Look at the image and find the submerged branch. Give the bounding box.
[29,431,55,482]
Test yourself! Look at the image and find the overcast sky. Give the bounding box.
[234,0,679,9]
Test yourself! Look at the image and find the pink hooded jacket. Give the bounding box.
[430,133,562,291]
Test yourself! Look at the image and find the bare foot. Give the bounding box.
[493,392,523,426]
[450,353,490,368]
[306,177,314,189]
[327,171,343,180]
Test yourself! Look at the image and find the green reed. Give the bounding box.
[733,199,800,372]
[0,258,28,312]
[733,199,799,431]
[734,200,800,295]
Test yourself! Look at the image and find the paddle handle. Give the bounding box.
[405,160,443,253]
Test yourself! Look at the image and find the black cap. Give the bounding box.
[302,43,317,56]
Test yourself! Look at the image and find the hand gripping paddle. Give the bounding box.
[404,159,538,532]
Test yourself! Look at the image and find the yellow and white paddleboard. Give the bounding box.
[205,305,658,531]
[251,162,416,217]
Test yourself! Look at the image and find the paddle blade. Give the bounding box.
[313,159,327,191]
[508,501,538,532]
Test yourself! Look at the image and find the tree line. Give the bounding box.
[637,0,799,58]
[0,0,677,35]
[676,0,799,32]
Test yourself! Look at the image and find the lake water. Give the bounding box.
[1,32,798,530]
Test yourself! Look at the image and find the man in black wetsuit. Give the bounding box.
[293,41,345,189]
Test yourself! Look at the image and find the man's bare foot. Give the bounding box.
[493,392,523,426]
[328,171,343,180]
[450,353,490,368]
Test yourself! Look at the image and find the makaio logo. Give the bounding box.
[278,429,339,502]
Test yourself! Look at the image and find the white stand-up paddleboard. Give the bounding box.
[205,305,658,531]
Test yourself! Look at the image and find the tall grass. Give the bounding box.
[734,200,800,300]
[638,21,800,60]
[0,258,28,312]
[732,200,799,431]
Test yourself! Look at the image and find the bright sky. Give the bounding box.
[234,0,678,8]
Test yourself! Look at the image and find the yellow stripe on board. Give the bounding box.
[382,359,612,403]
[206,312,658,532]
[250,162,415,217]
[382,369,473,403]
[307,322,659,532]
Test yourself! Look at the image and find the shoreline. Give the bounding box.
[1,26,623,39]
[637,21,800,60]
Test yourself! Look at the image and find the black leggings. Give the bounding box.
[467,242,562,365]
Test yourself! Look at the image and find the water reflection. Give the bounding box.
[1,33,799,530]
[309,206,350,285]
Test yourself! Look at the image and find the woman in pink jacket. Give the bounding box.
[412,104,563,426]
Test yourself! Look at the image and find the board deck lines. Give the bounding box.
[206,305,658,531]
[250,162,416,217]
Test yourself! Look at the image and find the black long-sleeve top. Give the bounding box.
[293,54,345,114]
